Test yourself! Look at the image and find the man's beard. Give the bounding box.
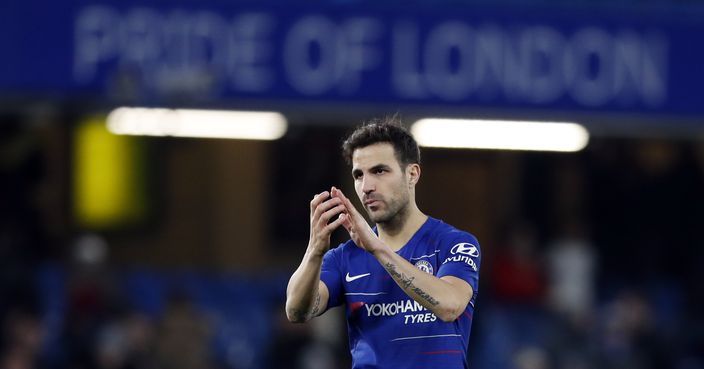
[367,193,409,226]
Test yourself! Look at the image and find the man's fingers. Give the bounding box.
[314,204,346,239]
[310,191,330,213]
[338,192,359,218]
[338,189,354,208]
[312,197,343,222]
[324,213,346,233]
[317,204,346,227]
[339,213,352,232]
[329,187,354,213]
[318,187,358,234]
[331,186,347,202]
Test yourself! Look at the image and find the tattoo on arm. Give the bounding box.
[384,262,439,306]
[411,285,440,306]
[400,274,414,290]
[289,292,322,322]
[309,292,321,317]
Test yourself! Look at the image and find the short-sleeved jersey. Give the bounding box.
[320,217,481,369]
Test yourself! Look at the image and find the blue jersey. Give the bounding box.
[320,217,481,369]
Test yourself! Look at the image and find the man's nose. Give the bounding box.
[361,176,375,194]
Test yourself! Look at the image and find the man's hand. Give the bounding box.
[308,190,347,256]
[286,189,344,323]
[331,187,386,255]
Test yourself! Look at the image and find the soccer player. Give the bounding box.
[285,117,481,369]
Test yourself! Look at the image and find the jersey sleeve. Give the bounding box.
[320,245,344,310]
[436,233,481,294]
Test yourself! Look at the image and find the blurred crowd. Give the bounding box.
[470,138,704,369]
[1,233,282,369]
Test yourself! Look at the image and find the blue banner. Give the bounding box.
[2,0,703,116]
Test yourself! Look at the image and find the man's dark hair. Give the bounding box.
[341,115,420,167]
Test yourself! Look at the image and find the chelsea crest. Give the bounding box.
[414,260,433,275]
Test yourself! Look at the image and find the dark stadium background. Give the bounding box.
[1,0,703,368]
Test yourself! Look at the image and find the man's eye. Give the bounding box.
[374,169,385,174]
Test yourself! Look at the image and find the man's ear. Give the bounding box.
[407,163,421,186]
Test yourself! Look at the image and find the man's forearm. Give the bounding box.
[374,248,468,322]
[285,249,324,323]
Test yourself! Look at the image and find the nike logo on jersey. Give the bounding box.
[345,272,370,282]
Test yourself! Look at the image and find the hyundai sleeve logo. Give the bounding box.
[450,243,479,257]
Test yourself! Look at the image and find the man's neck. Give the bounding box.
[377,204,428,252]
